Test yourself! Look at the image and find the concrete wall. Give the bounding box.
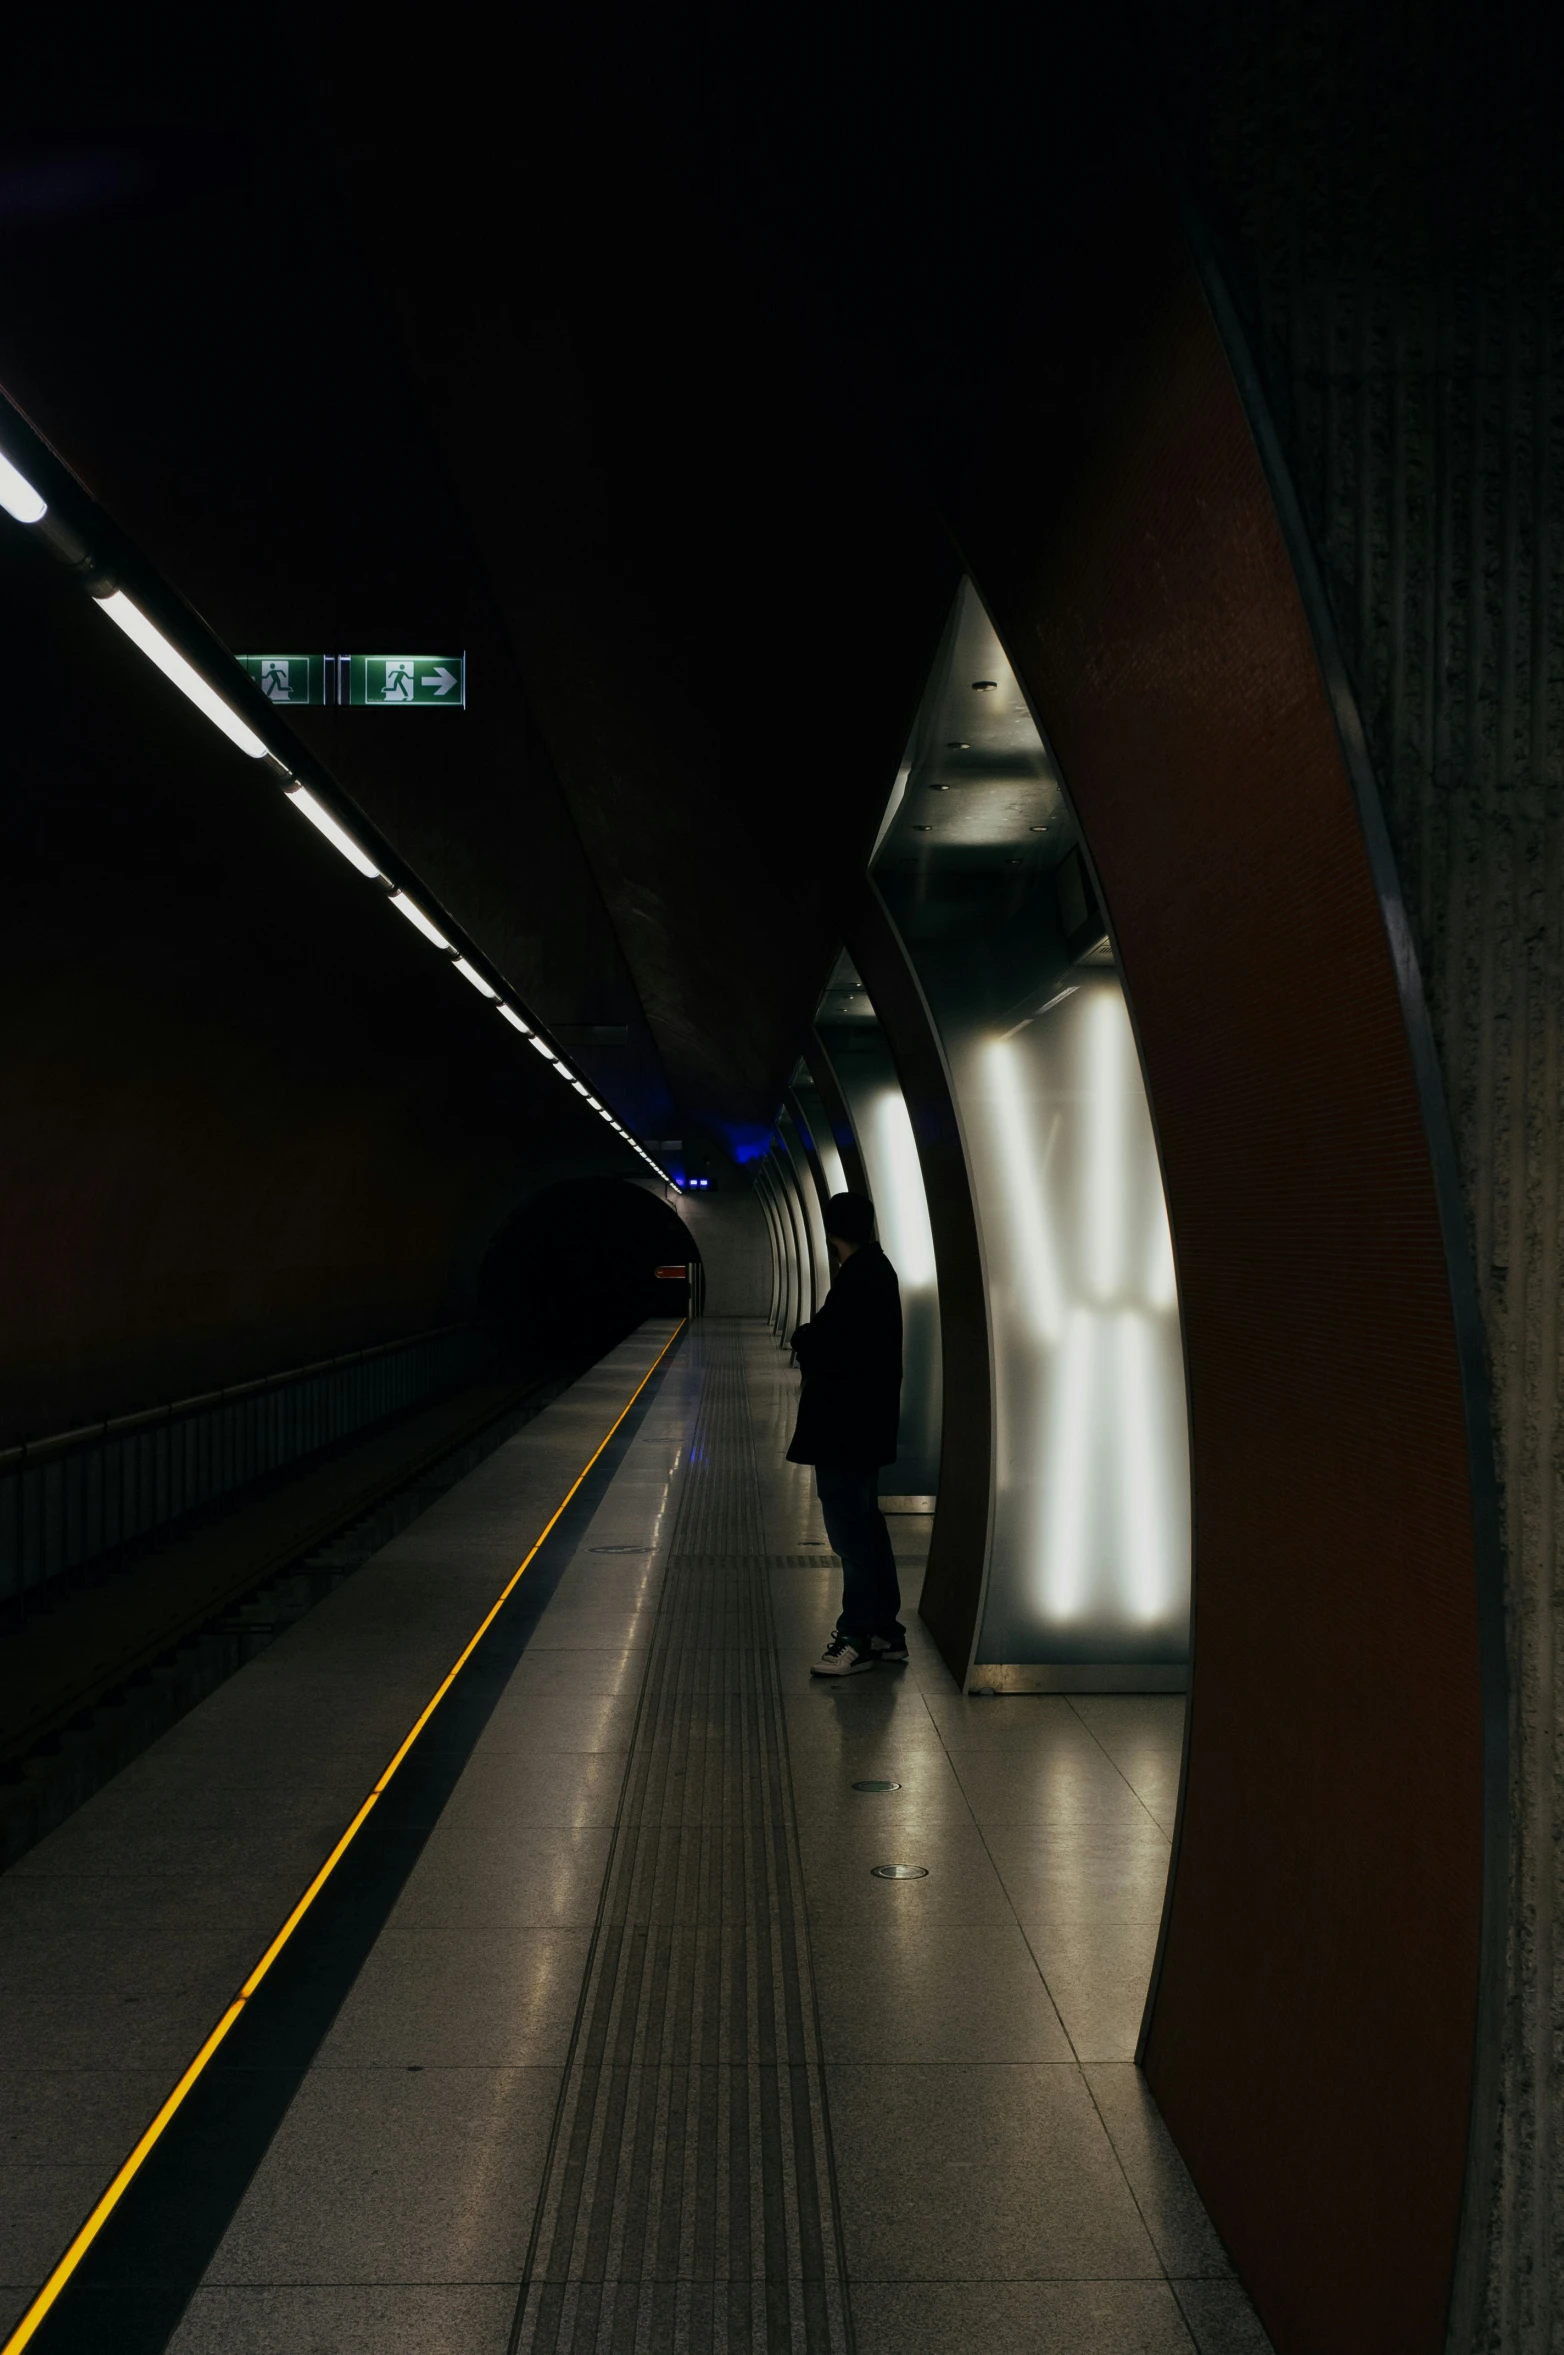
[0,558,647,1445]
[667,1185,772,1318]
[1148,10,1563,2339]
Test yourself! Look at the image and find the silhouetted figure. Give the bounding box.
[787,1193,906,1676]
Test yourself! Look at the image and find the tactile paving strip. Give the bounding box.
[509,1331,852,2355]
[669,1554,842,1570]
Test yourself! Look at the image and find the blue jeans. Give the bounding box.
[816,1468,903,1644]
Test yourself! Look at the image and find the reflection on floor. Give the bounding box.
[758,1342,1272,2355]
[0,1321,1272,2354]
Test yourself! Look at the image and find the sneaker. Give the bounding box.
[871,1630,909,1664]
[810,1631,876,1677]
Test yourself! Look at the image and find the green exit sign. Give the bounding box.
[349,654,466,707]
[234,654,467,708]
[237,653,326,705]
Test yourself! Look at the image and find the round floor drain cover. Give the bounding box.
[852,1780,901,1793]
[590,1545,651,1555]
[870,1863,928,1879]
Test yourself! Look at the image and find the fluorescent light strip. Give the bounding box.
[29,446,657,1182]
[414,947,652,1166]
[522,1035,650,1158]
[0,448,46,524]
[434,947,653,1163]
[284,785,381,878]
[0,1325,687,2355]
[388,892,451,951]
[475,992,651,1157]
[289,802,646,1150]
[93,591,268,759]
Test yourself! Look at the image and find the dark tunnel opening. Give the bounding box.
[479,1178,699,1372]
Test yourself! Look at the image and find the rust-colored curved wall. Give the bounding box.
[965,220,1486,2352]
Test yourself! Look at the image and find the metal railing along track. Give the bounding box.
[0,1325,494,1606]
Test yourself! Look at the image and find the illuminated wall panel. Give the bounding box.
[759,1156,801,1341]
[871,580,1190,1676]
[790,1074,847,1197]
[778,1107,830,1317]
[756,1166,786,1332]
[959,982,1188,1666]
[775,1154,808,1336]
[814,975,942,1496]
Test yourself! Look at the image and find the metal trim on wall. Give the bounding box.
[755,1160,777,1331]
[803,1031,873,1199]
[787,1075,848,1205]
[846,887,994,1686]
[768,1148,808,1343]
[757,1159,787,1338]
[754,1169,784,1333]
[779,1104,830,1317]
[784,1087,835,1222]
[764,1153,793,1340]
[754,1162,782,1334]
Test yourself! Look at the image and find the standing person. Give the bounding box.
[787,1193,907,1676]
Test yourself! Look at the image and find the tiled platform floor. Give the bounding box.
[752,1336,1270,2355]
[0,1321,1271,2353]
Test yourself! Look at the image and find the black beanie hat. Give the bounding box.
[824,1193,876,1246]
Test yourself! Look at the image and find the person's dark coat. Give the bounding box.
[786,1243,903,1469]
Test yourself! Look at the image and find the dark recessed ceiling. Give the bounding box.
[1,8,1137,1157]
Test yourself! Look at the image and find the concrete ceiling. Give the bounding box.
[1,7,1133,1159]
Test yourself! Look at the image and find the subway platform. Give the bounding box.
[0,1322,1269,2354]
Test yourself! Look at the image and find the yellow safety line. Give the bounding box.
[1,1322,685,2355]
